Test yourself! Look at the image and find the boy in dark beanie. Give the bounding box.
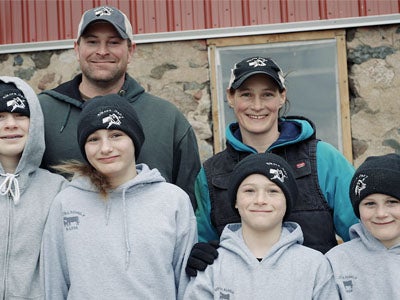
[326,153,400,299]
[185,153,339,299]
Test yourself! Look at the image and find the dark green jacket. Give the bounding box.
[38,74,200,208]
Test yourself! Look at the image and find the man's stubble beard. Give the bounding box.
[82,65,127,89]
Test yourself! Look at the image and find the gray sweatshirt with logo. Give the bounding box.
[0,76,66,299]
[184,222,339,299]
[42,164,197,299]
[326,222,400,299]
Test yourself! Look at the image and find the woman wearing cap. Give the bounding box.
[326,153,400,299]
[184,153,339,299]
[42,94,197,299]
[187,57,358,276]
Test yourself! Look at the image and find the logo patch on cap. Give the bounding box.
[6,96,27,112]
[266,162,288,183]
[269,168,287,183]
[102,113,122,128]
[354,174,367,196]
[97,109,125,129]
[95,6,113,17]
[248,57,268,68]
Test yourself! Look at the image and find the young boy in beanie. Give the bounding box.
[42,94,197,299]
[0,76,66,299]
[184,153,339,299]
[326,153,400,299]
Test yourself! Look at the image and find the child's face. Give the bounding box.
[235,173,286,233]
[85,129,136,186]
[359,193,400,248]
[0,112,29,164]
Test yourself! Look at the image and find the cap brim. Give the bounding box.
[230,70,284,90]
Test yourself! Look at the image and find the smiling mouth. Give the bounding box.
[373,221,394,225]
[247,114,267,119]
[1,135,23,139]
[92,61,115,63]
[99,156,118,162]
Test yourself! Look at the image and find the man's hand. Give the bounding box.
[185,240,220,277]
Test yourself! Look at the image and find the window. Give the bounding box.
[207,30,352,162]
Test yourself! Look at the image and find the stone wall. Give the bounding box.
[347,25,400,166]
[0,25,399,167]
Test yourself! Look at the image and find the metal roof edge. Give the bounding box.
[1,13,399,54]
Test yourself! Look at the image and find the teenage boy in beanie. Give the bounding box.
[184,153,339,299]
[0,76,66,299]
[38,5,200,208]
[42,94,197,299]
[326,153,400,299]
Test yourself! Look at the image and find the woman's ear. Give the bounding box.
[279,89,287,108]
[226,89,235,108]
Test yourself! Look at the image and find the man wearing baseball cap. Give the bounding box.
[38,6,200,207]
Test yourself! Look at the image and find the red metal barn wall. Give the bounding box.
[1,0,399,45]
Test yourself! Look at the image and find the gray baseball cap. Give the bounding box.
[77,6,133,41]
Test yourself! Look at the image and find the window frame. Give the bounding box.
[207,29,352,163]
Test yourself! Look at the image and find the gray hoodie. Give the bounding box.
[184,222,339,299]
[42,163,197,300]
[326,222,400,299]
[0,76,66,299]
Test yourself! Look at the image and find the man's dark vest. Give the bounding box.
[204,125,338,254]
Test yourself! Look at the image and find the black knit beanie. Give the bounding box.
[0,81,30,117]
[77,94,144,161]
[228,153,298,220]
[350,153,400,218]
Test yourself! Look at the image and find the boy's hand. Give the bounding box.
[185,240,220,277]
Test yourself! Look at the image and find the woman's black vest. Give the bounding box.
[204,128,338,254]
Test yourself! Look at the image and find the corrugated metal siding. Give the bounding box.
[1,0,399,45]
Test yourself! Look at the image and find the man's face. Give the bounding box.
[74,22,134,85]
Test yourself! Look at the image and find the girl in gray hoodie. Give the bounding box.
[42,94,197,299]
[184,153,339,299]
[0,76,66,299]
[326,153,400,299]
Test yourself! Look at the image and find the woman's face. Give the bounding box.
[227,74,286,138]
[85,129,136,187]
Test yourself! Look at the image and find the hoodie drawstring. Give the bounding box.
[122,189,131,270]
[105,190,131,270]
[0,173,20,204]
[105,201,111,225]
[60,103,72,133]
